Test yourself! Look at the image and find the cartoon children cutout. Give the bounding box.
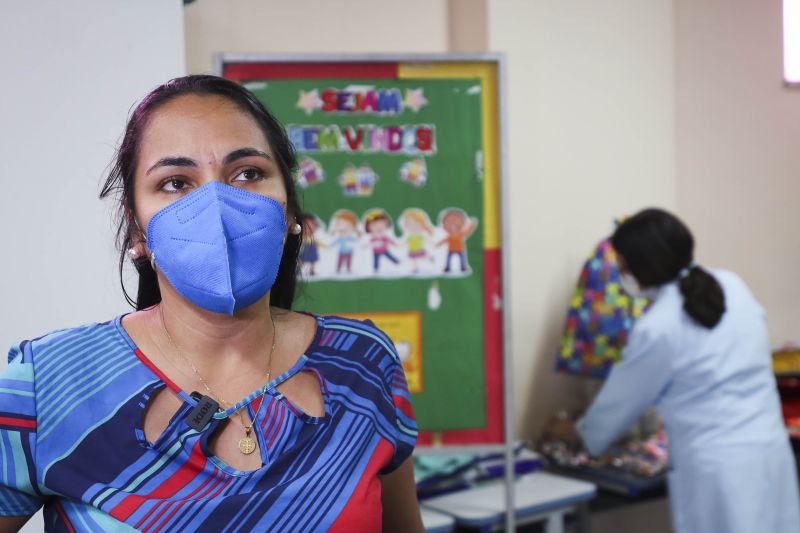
[299,214,324,277]
[364,208,400,273]
[437,208,478,273]
[399,208,434,274]
[329,209,360,274]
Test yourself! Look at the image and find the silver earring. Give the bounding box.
[150,252,156,271]
[127,248,140,260]
[291,223,302,235]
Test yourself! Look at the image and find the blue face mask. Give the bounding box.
[147,181,287,315]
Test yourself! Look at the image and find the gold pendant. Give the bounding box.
[239,436,256,455]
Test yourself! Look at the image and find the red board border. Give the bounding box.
[223,60,505,445]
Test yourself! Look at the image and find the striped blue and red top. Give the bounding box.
[0,314,417,532]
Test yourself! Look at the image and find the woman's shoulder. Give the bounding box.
[633,286,684,338]
[709,268,748,292]
[11,316,128,365]
[302,313,401,365]
[708,269,764,313]
[640,269,751,331]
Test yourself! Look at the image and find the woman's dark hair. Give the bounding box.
[611,208,726,328]
[100,75,302,311]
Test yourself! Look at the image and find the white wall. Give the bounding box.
[675,0,800,345]
[0,2,185,528]
[184,0,449,74]
[184,0,678,443]
[1,2,793,529]
[5,0,795,529]
[0,0,186,347]
[488,0,676,438]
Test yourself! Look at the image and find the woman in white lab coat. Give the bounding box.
[556,208,800,533]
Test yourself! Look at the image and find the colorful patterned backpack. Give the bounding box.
[555,238,650,379]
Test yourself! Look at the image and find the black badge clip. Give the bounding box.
[186,393,220,431]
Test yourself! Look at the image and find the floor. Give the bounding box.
[583,496,671,533]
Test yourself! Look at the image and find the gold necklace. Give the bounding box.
[159,305,276,455]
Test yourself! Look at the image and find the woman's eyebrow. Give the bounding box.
[223,147,272,165]
[145,148,271,176]
[146,156,196,175]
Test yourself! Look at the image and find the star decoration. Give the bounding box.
[403,88,428,113]
[296,89,322,115]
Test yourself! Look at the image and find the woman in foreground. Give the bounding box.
[0,75,422,532]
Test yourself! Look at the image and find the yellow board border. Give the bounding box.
[398,62,501,249]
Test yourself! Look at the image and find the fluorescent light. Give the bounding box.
[785,0,800,83]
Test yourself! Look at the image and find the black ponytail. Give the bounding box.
[678,265,726,328]
[611,208,726,329]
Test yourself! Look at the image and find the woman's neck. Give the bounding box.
[152,282,276,377]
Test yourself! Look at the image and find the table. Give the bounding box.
[547,465,665,497]
[422,472,596,532]
[421,507,456,533]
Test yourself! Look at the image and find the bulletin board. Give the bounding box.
[218,54,508,446]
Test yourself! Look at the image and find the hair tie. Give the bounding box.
[678,260,698,280]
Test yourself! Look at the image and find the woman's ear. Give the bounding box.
[124,203,149,258]
[288,211,302,235]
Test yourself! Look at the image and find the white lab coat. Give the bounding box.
[577,270,800,533]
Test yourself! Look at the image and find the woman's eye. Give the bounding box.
[232,168,264,183]
[160,178,187,193]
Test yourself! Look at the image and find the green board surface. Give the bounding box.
[247,78,485,431]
